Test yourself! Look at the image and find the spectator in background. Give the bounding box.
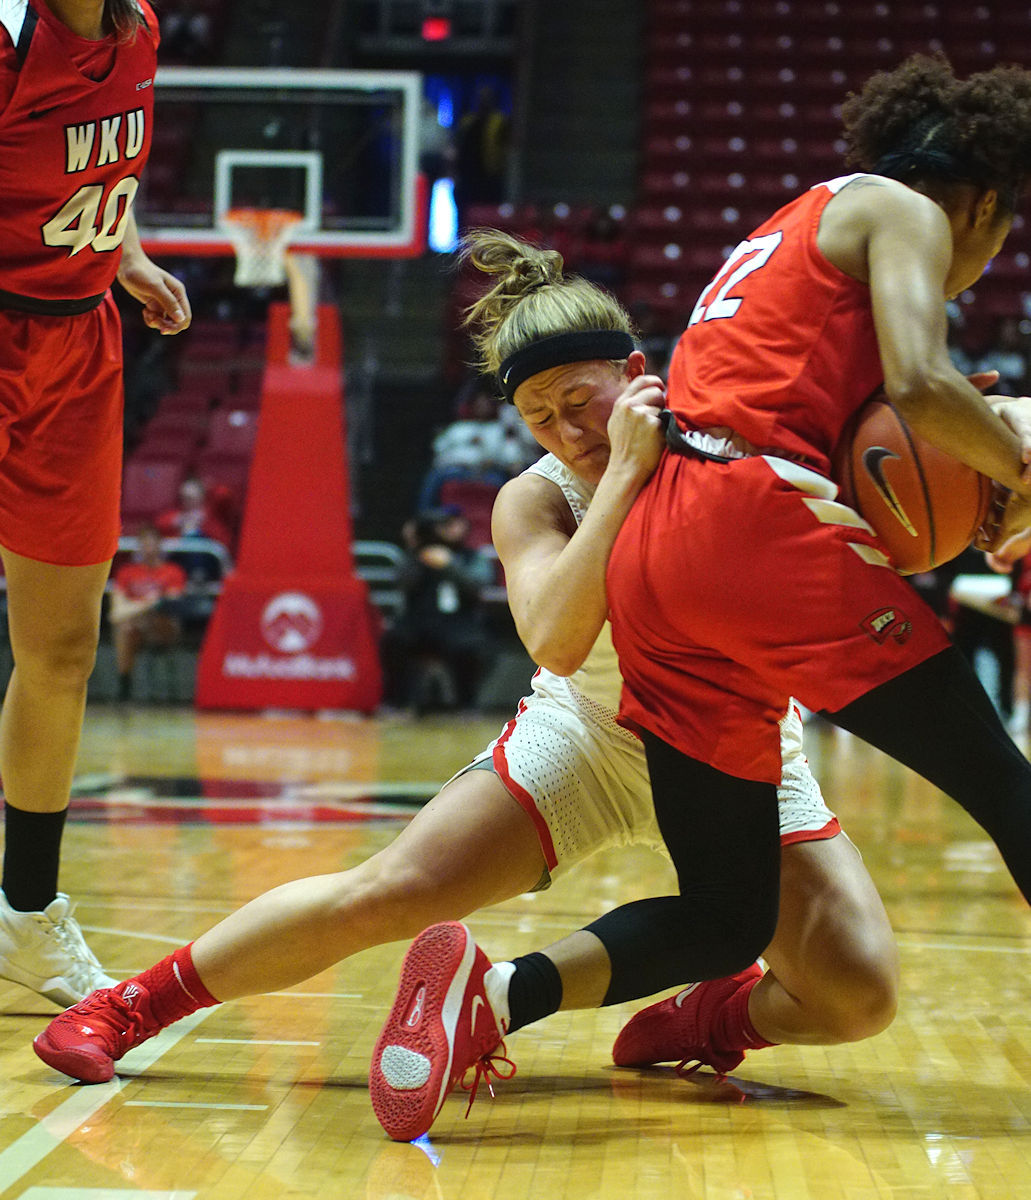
[417,381,534,510]
[453,85,509,225]
[109,527,187,702]
[382,508,494,713]
[156,477,233,551]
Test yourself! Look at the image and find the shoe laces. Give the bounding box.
[675,1058,732,1083]
[51,915,103,969]
[673,1046,743,1081]
[458,1039,517,1118]
[70,988,149,1052]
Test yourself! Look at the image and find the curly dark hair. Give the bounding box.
[842,53,1031,212]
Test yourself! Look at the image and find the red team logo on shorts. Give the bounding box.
[860,606,913,645]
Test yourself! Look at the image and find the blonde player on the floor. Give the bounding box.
[34,232,896,1091]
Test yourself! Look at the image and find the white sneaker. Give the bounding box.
[0,890,117,1006]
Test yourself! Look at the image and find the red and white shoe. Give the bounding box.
[612,963,763,1077]
[369,922,515,1141]
[33,980,161,1083]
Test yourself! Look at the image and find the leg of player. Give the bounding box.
[369,833,897,1142]
[33,768,549,1082]
[0,549,117,1005]
[751,833,898,1044]
[112,615,142,702]
[190,770,548,997]
[611,832,898,1075]
[370,743,782,1141]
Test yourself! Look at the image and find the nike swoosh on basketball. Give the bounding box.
[861,445,918,537]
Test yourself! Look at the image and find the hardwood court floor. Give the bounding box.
[3,706,1031,1200]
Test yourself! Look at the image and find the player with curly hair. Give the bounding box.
[364,54,1031,1142]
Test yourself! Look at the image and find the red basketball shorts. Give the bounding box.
[0,295,124,566]
[607,450,951,784]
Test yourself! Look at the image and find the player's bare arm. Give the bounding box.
[838,184,1029,493]
[117,212,192,335]
[493,379,664,676]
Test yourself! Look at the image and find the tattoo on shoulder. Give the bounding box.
[844,177,888,191]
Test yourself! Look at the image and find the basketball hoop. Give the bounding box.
[220,207,305,288]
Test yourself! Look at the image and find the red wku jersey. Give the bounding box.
[667,174,885,476]
[113,560,186,602]
[0,0,158,302]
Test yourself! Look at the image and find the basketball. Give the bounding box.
[832,395,994,574]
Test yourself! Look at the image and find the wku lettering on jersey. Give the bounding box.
[65,108,147,173]
[0,0,159,298]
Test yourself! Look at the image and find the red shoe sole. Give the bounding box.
[369,922,476,1141]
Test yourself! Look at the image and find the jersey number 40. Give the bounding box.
[41,177,139,257]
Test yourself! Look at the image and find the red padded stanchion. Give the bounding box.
[195,302,382,711]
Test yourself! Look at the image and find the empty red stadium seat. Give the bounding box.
[203,407,259,458]
[121,459,186,527]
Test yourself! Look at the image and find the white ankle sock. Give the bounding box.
[483,960,516,1030]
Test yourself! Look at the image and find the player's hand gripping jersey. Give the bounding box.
[452,453,840,881]
[0,0,158,306]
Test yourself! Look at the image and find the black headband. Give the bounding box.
[497,330,635,402]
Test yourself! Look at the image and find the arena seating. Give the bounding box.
[633,0,1031,333]
[120,315,266,541]
[461,2,1031,343]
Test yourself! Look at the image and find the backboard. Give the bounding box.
[136,67,424,259]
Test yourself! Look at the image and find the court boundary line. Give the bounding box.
[0,1006,215,1195]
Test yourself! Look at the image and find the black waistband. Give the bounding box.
[0,288,106,316]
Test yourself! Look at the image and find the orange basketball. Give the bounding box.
[832,395,994,575]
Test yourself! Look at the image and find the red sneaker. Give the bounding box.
[369,922,515,1141]
[612,963,763,1077]
[33,980,161,1083]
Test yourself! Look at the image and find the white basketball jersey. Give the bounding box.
[523,453,625,721]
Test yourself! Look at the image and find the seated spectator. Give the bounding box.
[109,527,188,702]
[417,381,536,510]
[381,508,494,713]
[156,477,233,550]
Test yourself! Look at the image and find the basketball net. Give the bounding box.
[220,207,319,360]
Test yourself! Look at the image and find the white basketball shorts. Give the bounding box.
[452,678,839,888]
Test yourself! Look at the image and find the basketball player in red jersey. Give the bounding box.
[357,55,1031,1142]
[0,0,190,1004]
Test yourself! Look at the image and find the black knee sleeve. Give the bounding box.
[587,733,781,1006]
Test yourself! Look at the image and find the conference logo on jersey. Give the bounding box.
[260,592,323,653]
[861,446,918,537]
[860,606,913,646]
